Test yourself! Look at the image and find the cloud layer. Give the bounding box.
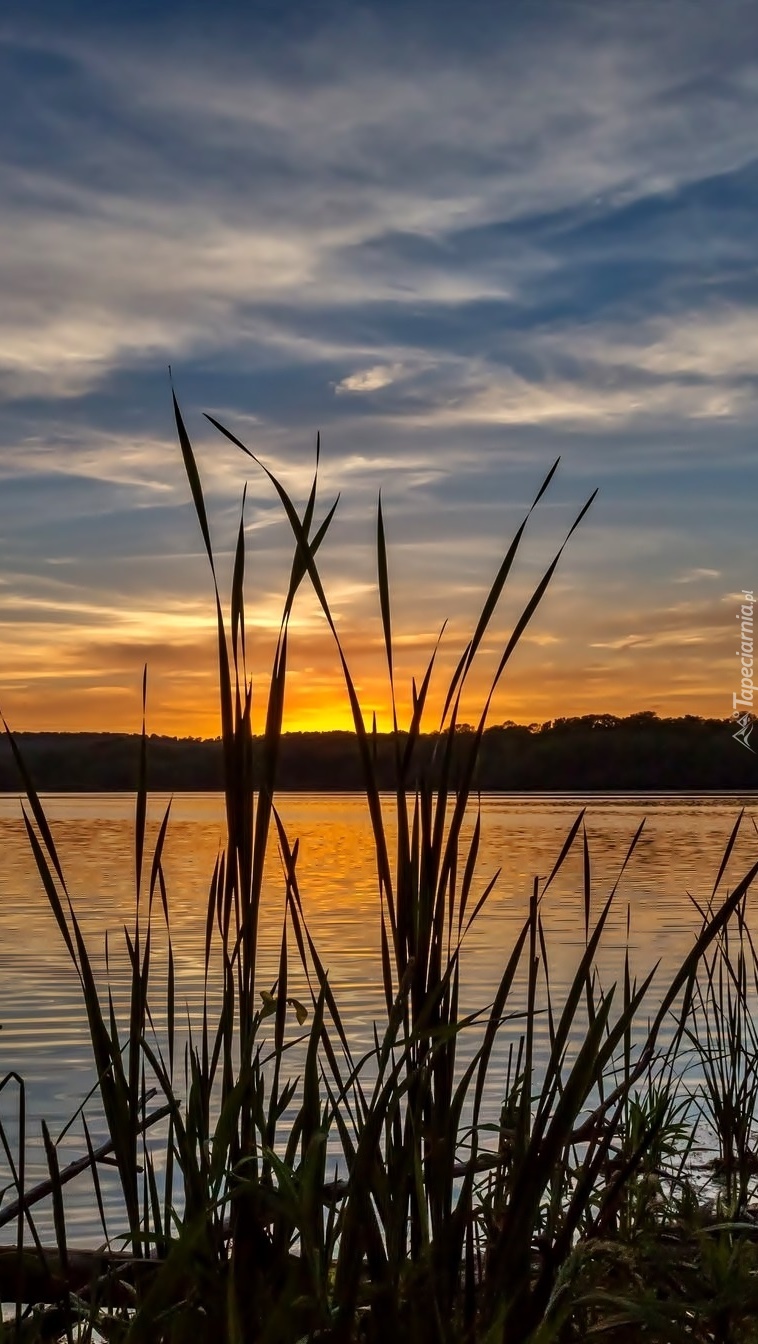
[0,0,755,730]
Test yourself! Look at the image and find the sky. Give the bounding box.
[0,0,756,735]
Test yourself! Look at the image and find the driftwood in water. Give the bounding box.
[0,1244,155,1306]
[0,1099,173,1230]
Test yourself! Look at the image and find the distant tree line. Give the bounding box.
[0,712,755,792]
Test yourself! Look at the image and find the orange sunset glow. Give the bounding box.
[0,549,736,736]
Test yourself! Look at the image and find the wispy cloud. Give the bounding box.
[335,364,407,394]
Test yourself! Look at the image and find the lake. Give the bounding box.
[1,791,757,1242]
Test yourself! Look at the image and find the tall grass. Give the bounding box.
[1,398,758,1342]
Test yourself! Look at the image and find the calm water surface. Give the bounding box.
[1,792,757,1241]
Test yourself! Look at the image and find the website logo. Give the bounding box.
[732,589,755,751]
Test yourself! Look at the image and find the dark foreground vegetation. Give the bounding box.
[2,404,758,1343]
[0,710,755,793]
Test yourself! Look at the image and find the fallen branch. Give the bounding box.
[0,1100,174,1230]
[0,1244,156,1306]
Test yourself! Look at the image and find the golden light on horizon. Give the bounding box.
[0,603,732,738]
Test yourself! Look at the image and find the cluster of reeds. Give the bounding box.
[2,399,758,1343]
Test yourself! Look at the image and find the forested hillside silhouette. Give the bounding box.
[0,712,754,791]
